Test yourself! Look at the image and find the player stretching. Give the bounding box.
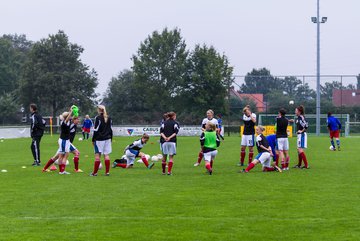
[292,106,310,169]
[194,110,219,166]
[82,115,93,140]
[42,116,83,173]
[55,110,73,174]
[200,122,221,175]
[242,126,281,173]
[90,105,113,176]
[327,112,342,151]
[239,106,256,166]
[266,134,279,166]
[160,112,180,175]
[276,108,290,170]
[112,134,154,169]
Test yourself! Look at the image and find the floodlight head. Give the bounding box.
[321,17,328,23]
[311,17,317,23]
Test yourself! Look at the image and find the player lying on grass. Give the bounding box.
[160,111,180,175]
[42,117,83,173]
[242,126,282,173]
[200,122,220,175]
[194,109,219,167]
[112,133,154,169]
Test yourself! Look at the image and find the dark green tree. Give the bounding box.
[0,34,32,95]
[103,70,152,124]
[132,28,188,111]
[240,68,278,96]
[19,30,98,117]
[178,44,233,122]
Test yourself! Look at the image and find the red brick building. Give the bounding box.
[230,88,266,112]
[332,89,360,107]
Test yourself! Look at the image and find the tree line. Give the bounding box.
[0,29,359,125]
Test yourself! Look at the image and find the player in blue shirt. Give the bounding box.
[266,134,279,165]
[327,112,341,151]
[82,115,93,140]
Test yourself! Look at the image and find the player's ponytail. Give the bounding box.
[97,105,108,123]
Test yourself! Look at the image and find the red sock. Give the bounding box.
[300,152,308,167]
[210,160,213,168]
[281,160,285,169]
[197,151,203,164]
[285,156,290,168]
[298,153,303,166]
[245,162,255,172]
[240,151,246,165]
[43,158,55,170]
[142,156,149,167]
[74,156,79,170]
[116,163,127,168]
[264,167,275,172]
[168,162,173,173]
[275,154,279,166]
[205,162,212,172]
[162,162,166,173]
[93,160,100,174]
[59,164,65,172]
[105,159,110,173]
[248,151,254,164]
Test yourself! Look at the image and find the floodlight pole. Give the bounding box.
[315,0,321,136]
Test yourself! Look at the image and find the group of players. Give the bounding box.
[32,102,342,176]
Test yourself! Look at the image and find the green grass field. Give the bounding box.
[0,135,359,241]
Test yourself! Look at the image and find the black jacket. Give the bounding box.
[30,112,45,138]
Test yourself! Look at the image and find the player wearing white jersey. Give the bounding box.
[194,109,219,167]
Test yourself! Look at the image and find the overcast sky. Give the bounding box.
[2,0,359,94]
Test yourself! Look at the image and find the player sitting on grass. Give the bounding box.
[113,133,154,169]
[242,126,282,173]
[200,122,220,175]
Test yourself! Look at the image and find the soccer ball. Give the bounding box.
[99,163,103,169]
[157,154,163,160]
[78,137,83,141]
[145,154,150,160]
[54,159,70,165]
[329,145,335,151]
[289,100,294,105]
[151,156,159,162]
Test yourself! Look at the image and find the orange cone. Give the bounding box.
[50,165,57,171]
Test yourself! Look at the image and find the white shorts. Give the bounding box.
[241,134,255,147]
[162,142,177,155]
[94,139,112,155]
[203,150,218,162]
[255,152,272,168]
[125,149,137,165]
[277,138,289,151]
[297,133,307,149]
[57,138,71,154]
